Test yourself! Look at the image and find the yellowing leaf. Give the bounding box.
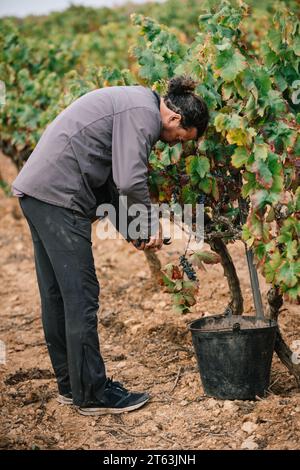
[214,113,227,132]
[227,126,256,146]
[242,224,255,248]
[254,143,268,162]
[226,128,248,146]
[252,160,273,189]
[231,147,249,168]
[222,83,234,101]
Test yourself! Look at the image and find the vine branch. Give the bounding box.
[209,238,244,316]
[267,287,300,387]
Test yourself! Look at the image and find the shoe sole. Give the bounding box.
[57,395,73,405]
[77,397,150,416]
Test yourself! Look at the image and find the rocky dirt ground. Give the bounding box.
[0,152,299,450]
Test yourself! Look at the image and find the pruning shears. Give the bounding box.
[134,237,172,248]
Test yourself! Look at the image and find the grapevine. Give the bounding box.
[0,0,299,314]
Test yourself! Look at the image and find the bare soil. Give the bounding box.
[0,161,299,450]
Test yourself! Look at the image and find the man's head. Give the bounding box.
[159,76,209,146]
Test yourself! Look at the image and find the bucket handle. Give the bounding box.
[238,197,265,320]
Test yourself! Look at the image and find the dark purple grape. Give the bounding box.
[179,255,197,281]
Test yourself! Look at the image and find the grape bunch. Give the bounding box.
[179,255,197,281]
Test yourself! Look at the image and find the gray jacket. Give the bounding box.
[13,86,162,224]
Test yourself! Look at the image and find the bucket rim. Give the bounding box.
[188,314,277,333]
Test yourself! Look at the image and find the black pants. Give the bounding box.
[20,196,106,406]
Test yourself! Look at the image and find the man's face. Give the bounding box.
[160,114,198,146]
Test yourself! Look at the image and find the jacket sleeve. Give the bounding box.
[112,107,161,238]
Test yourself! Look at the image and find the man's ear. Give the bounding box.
[169,112,181,126]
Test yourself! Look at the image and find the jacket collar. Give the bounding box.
[152,90,161,109]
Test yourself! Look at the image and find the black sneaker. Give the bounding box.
[78,378,150,416]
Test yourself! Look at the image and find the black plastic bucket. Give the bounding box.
[189,314,277,400]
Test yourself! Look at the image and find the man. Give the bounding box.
[12,76,209,415]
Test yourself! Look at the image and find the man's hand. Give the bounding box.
[145,221,163,251]
[131,221,163,251]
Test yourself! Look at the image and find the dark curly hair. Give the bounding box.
[164,76,209,138]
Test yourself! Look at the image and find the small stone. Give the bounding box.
[115,360,127,369]
[150,424,160,433]
[206,398,217,410]
[143,301,154,311]
[7,430,18,441]
[212,408,221,417]
[0,437,10,448]
[136,270,147,279]
[131,325,141,335]
[241,438,259,450]
[223,400,238,413]
[241,421,258,434]
[91,421,96,427]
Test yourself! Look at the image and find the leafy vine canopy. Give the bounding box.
[132,1,299,305]
[0,0,299,306]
